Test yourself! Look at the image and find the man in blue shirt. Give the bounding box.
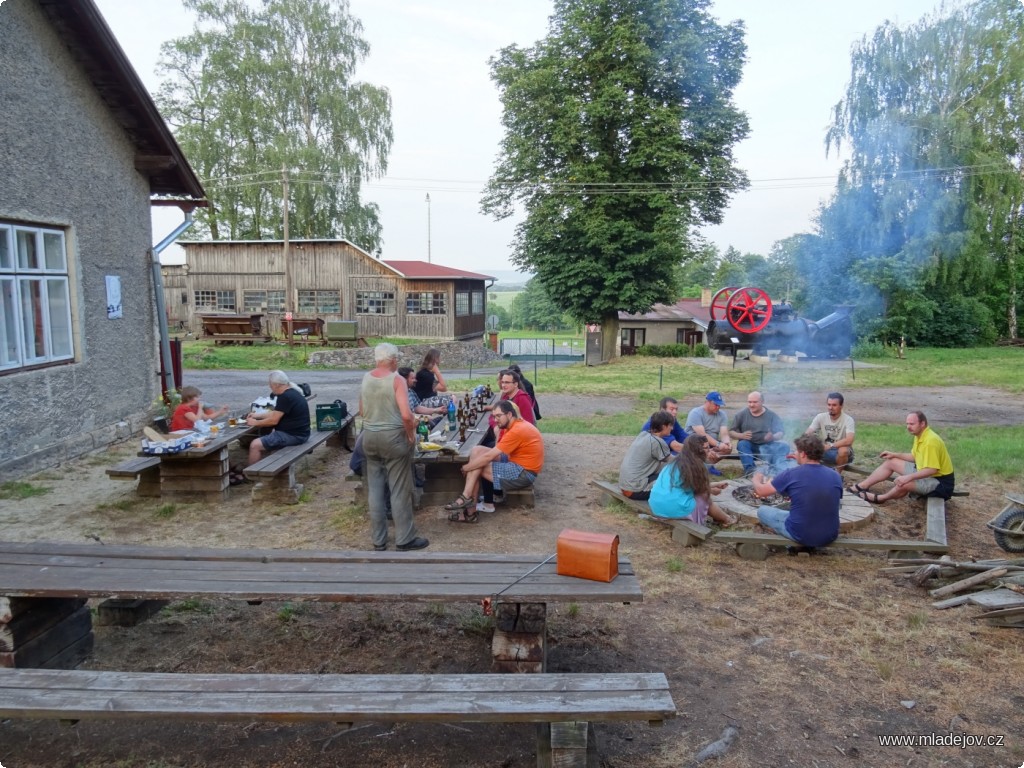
[640,396,686,454]
[749,435,843,550]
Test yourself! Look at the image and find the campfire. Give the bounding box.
[731,484,789,510]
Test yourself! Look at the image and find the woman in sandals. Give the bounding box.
[649,435,736,526]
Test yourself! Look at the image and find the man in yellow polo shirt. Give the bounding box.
[849,411,954,504]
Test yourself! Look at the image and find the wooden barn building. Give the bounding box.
[165,240,493,341]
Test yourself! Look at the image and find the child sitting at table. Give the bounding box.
[170,386,229,432]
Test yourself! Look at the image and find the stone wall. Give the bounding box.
[309,340,505,370]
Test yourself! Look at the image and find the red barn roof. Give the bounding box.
[382,261,493,280]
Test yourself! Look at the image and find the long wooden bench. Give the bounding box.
[0,542,656,767]
[712,530,950,560]
[244,414,354,502]
[104,456,161,497]
[592,480,711,547]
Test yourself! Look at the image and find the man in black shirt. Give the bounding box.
[245,370,310,466]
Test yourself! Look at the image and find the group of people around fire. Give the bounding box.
[618,389,955,551]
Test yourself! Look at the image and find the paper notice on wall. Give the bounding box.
[105,275,122,319]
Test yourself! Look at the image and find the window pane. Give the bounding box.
[0,278,19,368]
[455,292,469,317]
[356,291,394,315]
[19,278,46,359]
[43,232,66,271]
[471,291,483,315]
[243,290,266,312]
[16,230,39,270]
[47,278,73,358]
[0,226,11,271]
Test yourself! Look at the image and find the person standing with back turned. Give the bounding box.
[359,343,428,552]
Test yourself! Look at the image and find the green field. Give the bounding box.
[487,291,521,310]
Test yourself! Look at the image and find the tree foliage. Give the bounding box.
[511,278,574,331]
[809,0,1024,344]
[482,0,749,358]
[157,0,392,250]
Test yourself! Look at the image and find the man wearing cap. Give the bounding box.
[684,392,732,469]
[805,392,855,474]
[640,396,687,454]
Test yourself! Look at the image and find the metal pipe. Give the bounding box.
[152,211,194,397]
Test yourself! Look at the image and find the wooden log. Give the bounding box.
[1,597,84,625]
[736,542,770,561]
[495,602,547,634]
[96,598,170,627]
[928,568,1009,599]
[0,599,87,651]
[930,595,973,610]
[492,628,546,674]
[0,605,92,668]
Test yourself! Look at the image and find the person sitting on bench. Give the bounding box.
[170,385,229,431]
[750,434,843,550]
[618,410,673,501]
[244,370,310,466]
[649,435,736,526]
[444,400,544,522]
[804,392,855,474]
[850,410,954,504]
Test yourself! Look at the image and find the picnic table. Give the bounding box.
[137,422,257,501]
[0,541,668,766]
[414,397,498,507]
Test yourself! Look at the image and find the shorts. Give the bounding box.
[899,462,954,498]
[261,430,309,450]
[491,456,537,491]
[822,446,853,465]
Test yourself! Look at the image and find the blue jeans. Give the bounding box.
[737,440,791,474]
[757,505,795,541]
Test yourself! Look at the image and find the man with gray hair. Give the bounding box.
[245,369,310,466]
[360,343,428,550]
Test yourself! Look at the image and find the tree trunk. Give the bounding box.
[600,314,620,362]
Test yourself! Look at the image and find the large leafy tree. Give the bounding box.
[817,0,1023,344]
[482,0,749,359]
[157,0,392,250]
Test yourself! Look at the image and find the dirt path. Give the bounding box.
[1,387,1021,767]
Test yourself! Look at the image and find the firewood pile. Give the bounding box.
[882,556,1024,628]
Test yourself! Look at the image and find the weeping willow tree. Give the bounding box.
[819,0,1024,344]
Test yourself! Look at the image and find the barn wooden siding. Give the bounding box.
[169,241,486,340]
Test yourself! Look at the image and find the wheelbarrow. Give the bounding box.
[986,493,1024,553]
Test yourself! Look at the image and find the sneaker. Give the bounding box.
[373,543,387,551]
[493,491,505,504]
[708,466,723,476]
[396,536,430,551]
[477,502,496,513]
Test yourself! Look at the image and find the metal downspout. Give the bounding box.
[152,212,194,397]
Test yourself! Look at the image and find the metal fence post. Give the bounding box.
[659,365,663,390]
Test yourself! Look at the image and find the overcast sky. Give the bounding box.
[93,0,942,274]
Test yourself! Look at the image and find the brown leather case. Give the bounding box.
[555,529,619,582]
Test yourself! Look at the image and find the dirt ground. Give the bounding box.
[1,386,1022,768]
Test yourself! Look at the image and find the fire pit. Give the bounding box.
[716,478,876,531]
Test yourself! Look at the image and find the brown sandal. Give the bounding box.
[448,507,479,524]
[443,494,474,511]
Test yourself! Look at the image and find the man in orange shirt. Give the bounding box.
[444,400,544,523]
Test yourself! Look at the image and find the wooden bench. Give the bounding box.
[592,480,711,547]
[711,530,950,560]
[0,542,655,767]
[104,456,161,497]
[244,414,354,502]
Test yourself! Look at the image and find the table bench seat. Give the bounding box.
[592,480,711,546]
[0,668,675,726]
[244,414,354,502]
[712,531,949,560]
[105,457,161,497]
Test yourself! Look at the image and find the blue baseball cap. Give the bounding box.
[706,392,725,406]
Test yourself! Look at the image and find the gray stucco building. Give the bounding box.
[0,0,205,478]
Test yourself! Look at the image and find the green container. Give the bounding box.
[316,403,345,431]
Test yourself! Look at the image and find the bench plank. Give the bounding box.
[926,497,947,546]
[244,430,337,478]
[712,531,949,553]
[591,480,711,544]
[105,457,161,478]
[0,669,676,725]
[0,542,642,604]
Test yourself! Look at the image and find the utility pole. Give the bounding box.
[282,165,292,340]
[425,192,432,263]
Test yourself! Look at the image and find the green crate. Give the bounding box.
[316,403,346,431]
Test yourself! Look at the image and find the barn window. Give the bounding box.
[471,291,484,315]
[356,291,395,315]
[455,292,470,317]
[298,290,341,313]
[194,290,236,311]
[0,221,74,373]
[243,290,285,312]
[406,292,447,315]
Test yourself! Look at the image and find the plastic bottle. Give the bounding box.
[417,417,429,444]
[447,398,457,430]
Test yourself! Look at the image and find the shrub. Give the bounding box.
[635,343,693,358]
[851,339,889,359]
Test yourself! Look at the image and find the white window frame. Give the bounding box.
[195,289,236,312]
[0,221,75,373]
[406,291,447,315]
[298,289,341,314]
[243,289,285,312]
